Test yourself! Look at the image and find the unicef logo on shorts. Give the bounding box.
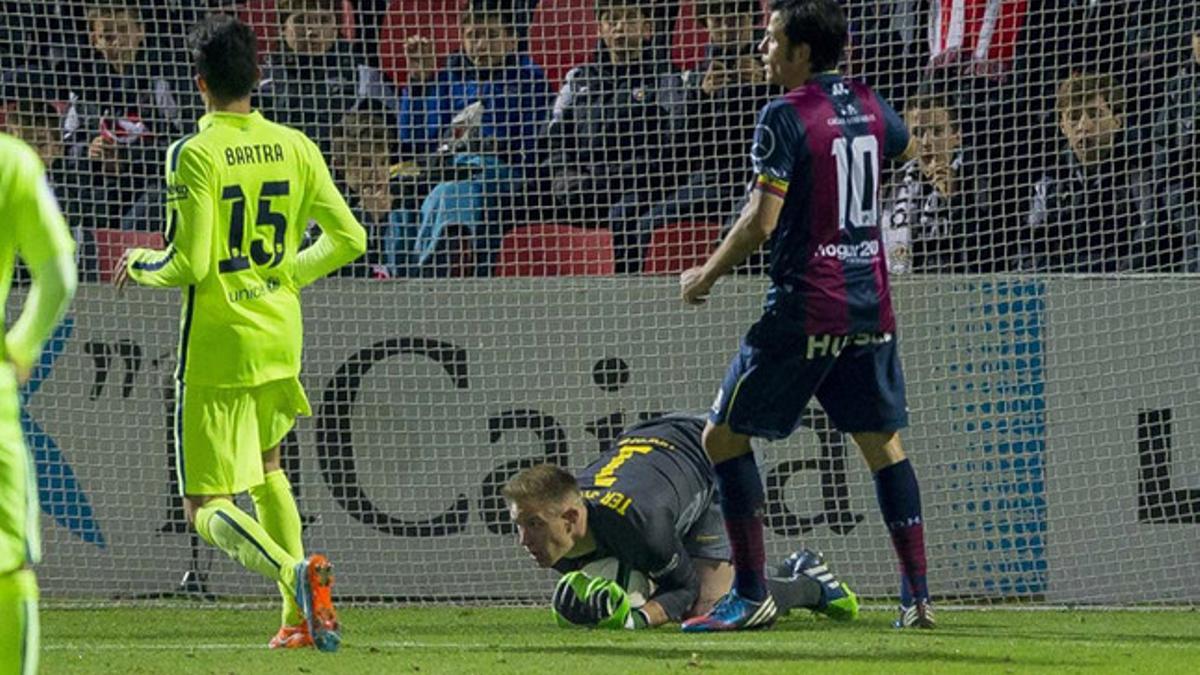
[751,124,776,163]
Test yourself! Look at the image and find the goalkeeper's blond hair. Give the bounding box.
[502,464,581,507]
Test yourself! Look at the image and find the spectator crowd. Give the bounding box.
[2,0,1197,278]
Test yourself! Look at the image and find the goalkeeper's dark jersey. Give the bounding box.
[554,414,715,621]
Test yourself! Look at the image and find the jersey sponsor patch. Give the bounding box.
[165,183,189,202]
[813,239,880,263]
[803,332,892,360]
[227,276,283,304]
[750,123,776,163]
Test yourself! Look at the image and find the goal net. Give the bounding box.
[3,0,1197,606]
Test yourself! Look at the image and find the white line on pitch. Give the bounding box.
[44,638,787,648]
[40,638,1200,654]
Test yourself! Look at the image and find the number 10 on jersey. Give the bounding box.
[831,136,879,230]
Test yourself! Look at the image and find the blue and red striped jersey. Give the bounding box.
[751,72,910,335]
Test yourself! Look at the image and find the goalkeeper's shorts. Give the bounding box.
[0,365,38,574]
[175,377,311,496]
[682,497,731,563]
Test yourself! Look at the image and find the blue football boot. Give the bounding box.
[681,589,778,632]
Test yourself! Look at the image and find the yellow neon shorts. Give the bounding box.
[174,377,311,496]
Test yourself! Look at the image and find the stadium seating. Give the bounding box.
[495,223,615,276]
[377,0,462,86]
[528,0,599,88]
[640,221,722,275]
[92,229,165,283]
[670,1,708,71]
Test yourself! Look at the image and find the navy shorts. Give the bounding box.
[708,316,909,440]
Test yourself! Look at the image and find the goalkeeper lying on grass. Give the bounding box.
[503,414,857,629]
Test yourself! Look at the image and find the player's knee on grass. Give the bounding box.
[701,423,753,464]
[852,431,906,472]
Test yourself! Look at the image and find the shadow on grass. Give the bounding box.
[446,642,1096,668]
[937,628,1200,648]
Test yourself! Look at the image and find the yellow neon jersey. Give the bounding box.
[0,133,76,368]
[127,110,366,387]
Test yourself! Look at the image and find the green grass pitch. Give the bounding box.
[42,607,1199,673]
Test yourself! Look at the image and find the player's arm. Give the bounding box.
[573,526,702,629]
[876,91,914,162]
[6,151,78,379]
[552,546,697,630]
[681,101,796,305]
[123,141,215,288]
[639,540,700,627]
[681,189,784,305]
[295,136,368,287]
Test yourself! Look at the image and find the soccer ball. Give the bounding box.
[579,557,654,609]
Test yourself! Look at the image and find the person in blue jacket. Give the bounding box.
[397,0,552,275]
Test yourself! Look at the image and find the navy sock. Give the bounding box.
[873,459,929,604]
[714,452,767,602]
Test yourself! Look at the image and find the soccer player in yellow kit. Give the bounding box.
[0,134,78,675]
[115,15,366,652]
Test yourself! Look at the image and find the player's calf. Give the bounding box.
[0,568,40,675]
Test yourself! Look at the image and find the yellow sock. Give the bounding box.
[250,471,305,627]
[0,569,39,675]
[194,498,300,594]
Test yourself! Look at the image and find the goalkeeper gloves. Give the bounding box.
[552,572,649,629]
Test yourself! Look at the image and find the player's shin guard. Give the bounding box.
[0,569,39,675]
[714,452,768,601]
[194,498,301,594]
[251,471,305,627]
[873,459,929,604]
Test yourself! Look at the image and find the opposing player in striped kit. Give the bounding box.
[680,0,933,631]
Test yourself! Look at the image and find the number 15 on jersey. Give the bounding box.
[218,180,290,274]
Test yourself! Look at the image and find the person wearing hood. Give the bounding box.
[535,0,689,273]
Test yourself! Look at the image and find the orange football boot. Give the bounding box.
[294,554,341,652]
[268,623,313,649]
